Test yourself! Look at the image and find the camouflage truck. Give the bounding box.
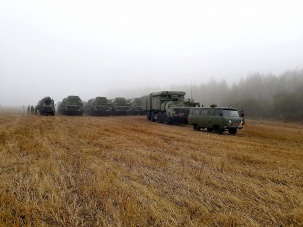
[58,95,84,115]
[110,97,130,116]
[84,97,112,116]
[128,98,145,115]
[188,105,244,135]
[141,91,198,124]
[36,96,55,115]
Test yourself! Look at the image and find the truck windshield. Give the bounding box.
[222,110,239,117]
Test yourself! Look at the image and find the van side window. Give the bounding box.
[201,109,208,115]
[193,109,200,115]
[214,109,222,116]
[207,109,215,116]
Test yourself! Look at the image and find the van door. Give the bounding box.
[214,109,223,128]
[207,109,215,128]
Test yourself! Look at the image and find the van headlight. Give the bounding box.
[228,120,232,125]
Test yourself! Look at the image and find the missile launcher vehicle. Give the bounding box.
[128,98,145,115]
[58,95,84,115]
[36,96,55,115]
[84,97,112,116]
[110,97,130,116]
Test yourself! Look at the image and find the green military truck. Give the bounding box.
[36,96,55,116]
[188,105,244,135]
[84,97,112,116]
[58,95,84,115]
[141,91,198,124]
[128,98,145,115]
[110,97,130,116]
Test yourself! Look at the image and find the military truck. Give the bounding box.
[141,91,197,124]
[36,96,55,115]
[188,105,244,135]
[110,97,130,115]
[84,97,112,116]
[128,98,145,115]
[58,95,84,115]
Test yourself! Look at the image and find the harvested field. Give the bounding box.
[0,111,303,226]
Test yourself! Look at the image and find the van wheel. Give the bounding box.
[214,126,222,134]
[228,128,237,135]
[193,125,200,131]
[207,128,213,132]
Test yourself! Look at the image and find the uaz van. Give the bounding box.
[188,105,244,135]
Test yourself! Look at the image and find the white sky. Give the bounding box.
[1,0,303,106]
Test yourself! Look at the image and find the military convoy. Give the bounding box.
[141,91,200,124]
[188,105,244,135]
[33,91,245,135]
[58,95,84,115]
[36,96,55,115]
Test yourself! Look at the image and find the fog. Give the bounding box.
[1,0,303,106]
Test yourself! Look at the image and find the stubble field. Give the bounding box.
[0,110,303,226]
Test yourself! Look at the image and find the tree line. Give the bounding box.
[171,69,303,121]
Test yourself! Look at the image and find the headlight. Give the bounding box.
[228,120,232,125]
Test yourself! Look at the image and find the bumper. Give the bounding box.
[225,125,243,130]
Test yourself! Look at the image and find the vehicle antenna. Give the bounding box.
[190,81,193,101]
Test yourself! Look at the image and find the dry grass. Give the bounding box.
[0,111,303,226]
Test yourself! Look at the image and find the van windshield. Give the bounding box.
[222,110,239,117]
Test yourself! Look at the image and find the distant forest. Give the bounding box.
[107,69,303,121]
[171,69,303,121]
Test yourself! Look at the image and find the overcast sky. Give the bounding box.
[1,0,303,106]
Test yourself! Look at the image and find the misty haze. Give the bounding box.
[1,0,303,110]
[1,1,303,226]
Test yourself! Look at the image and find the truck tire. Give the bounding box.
[151,112,155,122]
[157,113,163,123]
[193,125,200,131]
[207,128,213,132]
[164,114,171,125]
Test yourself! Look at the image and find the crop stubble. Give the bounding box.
[0,112,303,226]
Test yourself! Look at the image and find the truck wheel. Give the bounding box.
[157,113,163,123]
[151,112,155,122]
[164,115,171,125]
[228,128,237,135]
[193,125,200,131]
[207,128,213,132]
